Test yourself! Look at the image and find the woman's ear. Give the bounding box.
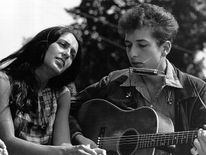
[161,41,171,57]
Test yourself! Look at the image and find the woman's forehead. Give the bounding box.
[59,33,79,50]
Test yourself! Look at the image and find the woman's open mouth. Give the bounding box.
[55,57,65,67]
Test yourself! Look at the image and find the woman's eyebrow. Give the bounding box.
[58,39,71,45]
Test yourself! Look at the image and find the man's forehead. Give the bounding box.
[124,28,155,41]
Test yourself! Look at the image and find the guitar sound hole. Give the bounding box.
[107,150,119,155]
[118,129,138,155]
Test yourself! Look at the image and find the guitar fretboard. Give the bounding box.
[99,130,198,149]
[128,130,198,149]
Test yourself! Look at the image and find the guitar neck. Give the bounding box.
[136,130,198,149]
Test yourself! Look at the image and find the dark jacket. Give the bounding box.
[70,67,206,155]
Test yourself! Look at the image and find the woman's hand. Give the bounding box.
[61,143,106,155]
[191,129,206,155]
[0,139,8,155]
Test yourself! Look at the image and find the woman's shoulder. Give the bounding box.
[44,86,70,99]
[0,71,9,80]
[0,71,10,87]
[57,86,71,98]
[0,71,11,101]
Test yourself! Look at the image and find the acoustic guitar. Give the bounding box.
[77,99,197,155]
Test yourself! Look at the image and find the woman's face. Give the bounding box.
[43,32,79,76]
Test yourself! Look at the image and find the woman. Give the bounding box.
[0,26,106,155]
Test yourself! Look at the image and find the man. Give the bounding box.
[0,139,8,155]
[70,3,206,155]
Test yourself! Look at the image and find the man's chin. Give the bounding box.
[131,64,144,68]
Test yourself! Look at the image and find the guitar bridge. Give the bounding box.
[97,127,106,148]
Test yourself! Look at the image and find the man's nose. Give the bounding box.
[130,45,139,57]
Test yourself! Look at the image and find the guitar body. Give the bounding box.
[77,99,174,155]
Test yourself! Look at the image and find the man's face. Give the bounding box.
[124,27,164,69]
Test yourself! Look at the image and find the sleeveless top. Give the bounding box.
[11,86,69,144]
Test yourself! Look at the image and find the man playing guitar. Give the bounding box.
[70,3,206,155]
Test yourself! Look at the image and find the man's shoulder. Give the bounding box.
[175,67,206,88]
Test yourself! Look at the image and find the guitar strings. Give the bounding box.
[97,131,197,147]
[99,130,197,140]
[98,135,197,144]
[98,139,195,147]
[97,130,198,145]
[99,134,196,143]
[98,137,196,145]
[99,138,194,148]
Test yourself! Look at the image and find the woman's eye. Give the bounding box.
[70,48,77,59]
[58,41,68,48]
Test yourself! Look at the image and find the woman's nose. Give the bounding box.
[63,48,71,59]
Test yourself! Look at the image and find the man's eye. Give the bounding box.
[139,44,147,48]
[125,44,131,48]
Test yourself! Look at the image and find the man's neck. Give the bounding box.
[140,58,167,86]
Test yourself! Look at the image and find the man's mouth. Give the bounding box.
[131,61,144,66]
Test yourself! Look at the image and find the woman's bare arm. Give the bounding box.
[53,87,71,145]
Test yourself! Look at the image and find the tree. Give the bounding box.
[66,0,206,90]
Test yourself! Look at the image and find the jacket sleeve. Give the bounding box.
[190,80,206,129]
[69,75,111,138]
[69,70,129,140]
[179,76,206,130]
[69,72,129,138]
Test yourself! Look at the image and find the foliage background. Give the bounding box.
[66,0,206,91]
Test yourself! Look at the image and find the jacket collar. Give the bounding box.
[173,67,200,101]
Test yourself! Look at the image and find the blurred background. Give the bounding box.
[1,0,206,91]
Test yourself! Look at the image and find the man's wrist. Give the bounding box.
[72,132,83,140]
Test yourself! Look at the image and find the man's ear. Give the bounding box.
[161,41,171,57]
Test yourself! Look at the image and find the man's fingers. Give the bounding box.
[0,139,6,149]
[2,149,8,155]
[73,144,106,155]
[78,149,93,155]
[191,146,198,155]
[76,145,97,155]
[194,138,201,151]
[203,125,206,130]
[198,129,206,144]
[94,148,106,155]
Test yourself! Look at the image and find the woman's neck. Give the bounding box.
[34,68,49,89]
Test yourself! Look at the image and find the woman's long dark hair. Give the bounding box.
[0,26,81,113]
